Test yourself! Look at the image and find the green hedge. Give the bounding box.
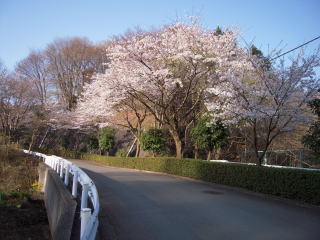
[47,149,320,205]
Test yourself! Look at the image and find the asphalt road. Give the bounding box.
[71,159,320,240]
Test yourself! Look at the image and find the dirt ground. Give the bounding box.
[0,198,51,240]
[0,146,51,239]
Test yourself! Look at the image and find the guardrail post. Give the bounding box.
[80,208,91,239]
[56,160,60,174]
[56,160,59,173]
[81,183,89,209]
[22,150,100,240]
[72,171,79,198]
[64,164,70,186]
[60,161,64,179]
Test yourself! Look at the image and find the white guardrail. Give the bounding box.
[23,150,99,240]
[209,160,320,171]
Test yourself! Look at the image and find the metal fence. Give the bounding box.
[23,150,99,240]
[240,149,319,168]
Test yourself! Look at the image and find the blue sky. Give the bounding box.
[0,0,319,71]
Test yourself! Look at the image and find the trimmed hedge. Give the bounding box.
[47,149,320,205]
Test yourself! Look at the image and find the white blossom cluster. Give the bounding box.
[65,22,319,130]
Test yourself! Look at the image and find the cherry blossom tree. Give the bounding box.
[206,48,320,165]
[73,22,252,158]
[71,70,148,157]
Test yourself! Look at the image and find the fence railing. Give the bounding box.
[209,159,320,171]
[23,150,99,240]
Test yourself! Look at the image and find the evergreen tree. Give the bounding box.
[251,45,271,70]
[140,128,166,156]
[215,26,223,35]
[98,127,115,156]
[86,136,99,153]
[191,116,229,160]
[302,93,320,156]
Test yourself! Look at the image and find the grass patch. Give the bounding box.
[0,144,41,206]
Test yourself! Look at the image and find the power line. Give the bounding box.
[270,35,320,60]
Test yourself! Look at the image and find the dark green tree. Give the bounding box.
[60,136,70,150]
[215,26,223,35]
[303,122,320,154]
[140,128,166,156]
[98,127,115,156]
[251,45,263,57]
[251,45,271,70]
[86,136,99,153]
[302,94,320,157]
[191,116,229,160]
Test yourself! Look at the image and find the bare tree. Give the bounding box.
[0,72,37,141]
[16,50,49,105]
[45,37,106,110]
[0,60,6,79]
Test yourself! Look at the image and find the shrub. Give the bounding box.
[98,127,115,155]
[140,128,166,156]
[59,136,70,150]
[48,150,320,205]
[191,116,229,160]
[0,146,40,205]
[86,137,99,152]
[116,148,127,157]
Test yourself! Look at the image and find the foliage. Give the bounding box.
[209,46,320,165]
[191,116,229,153]
[0,190,34,207]
[86,136,99,152]
[140,128,167,155]
[214,26,223,35]
[52,150,320,205]
[98,127,115,154]
[73,22,251,158]
[0,146,40,206]
[251,45,271,70]
[303,95,320,156]
[116,148,127,157]
[59,136,70,150]
[303,122,320,155]
[309,95,320,116]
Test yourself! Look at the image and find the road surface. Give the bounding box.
[71,159,320,240]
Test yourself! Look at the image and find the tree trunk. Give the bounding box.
[28,131,36,151]
[135,141,141,158]
[252,121,261,166]
[214,148,222,160]
[170,130,183,159]
[39,127,50,149]
[194,144,199,159]
[207,150,212,161]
